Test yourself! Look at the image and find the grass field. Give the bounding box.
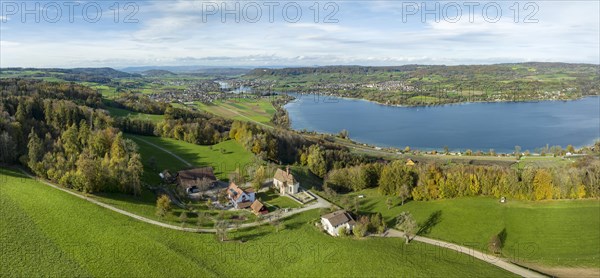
[127,134,255,182]
[516,156,572,169]
[196,98,276,125]
[331,188,600,268]
[256,189,302,210]
[106,106,164,123]
[0,168,514,277]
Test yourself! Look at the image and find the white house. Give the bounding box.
[321,210,355,236]
[273,166,299,196]
[227,182,255,209]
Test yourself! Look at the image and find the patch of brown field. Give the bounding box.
[521,262,600,278]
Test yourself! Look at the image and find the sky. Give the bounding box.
[0,0,599,68]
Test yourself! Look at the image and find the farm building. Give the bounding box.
[227,182,256,209]
[250,200,268,215]
[176,167,217,194]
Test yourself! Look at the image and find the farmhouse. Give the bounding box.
[176,167,217,194]
[321,210,355,236]
[273,166,299,196]
[227,182,256,209]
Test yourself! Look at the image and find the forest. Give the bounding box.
[0,79,142,195]
[323,156,600,201]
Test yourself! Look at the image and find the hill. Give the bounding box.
[0,67,140,83]
[140,69,177,77]
[0,167,514,277]
[244,62,600,106]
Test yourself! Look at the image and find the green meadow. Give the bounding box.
[105,106,164,123]
[0,168,514,277]
[126,134,255,181]
[333,188,600,268]
[196,98,276,125]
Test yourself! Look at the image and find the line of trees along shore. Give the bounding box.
[324,159,600,201]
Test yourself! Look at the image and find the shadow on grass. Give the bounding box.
[93,189,157,206]
[498,228,508,246]
[417,210,442,236]
[233,231,271,242]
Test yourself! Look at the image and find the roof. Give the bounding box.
[250,200,267,214]
[227,182,251,202]
[177,167,216,187]
[238,201,252,209]
[274,168,295,184]
[321,210,355,227]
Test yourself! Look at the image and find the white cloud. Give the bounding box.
[0,1,598,67]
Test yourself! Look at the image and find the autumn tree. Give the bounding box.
[533,169,554,200]
[396,211,418,244]
[353,216,369,237]
[252,165,267,192]
[307,145,327,178]
[156,195,171,218]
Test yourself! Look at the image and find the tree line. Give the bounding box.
[324,158,600,201]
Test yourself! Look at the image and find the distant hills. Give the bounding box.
[120,66,254,76]
[245,62,599,77]
[0,67,140,83]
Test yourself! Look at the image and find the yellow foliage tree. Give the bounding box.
[577,184,587,199]
[533,169,554,200]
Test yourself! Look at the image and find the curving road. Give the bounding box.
[383,229,546,278]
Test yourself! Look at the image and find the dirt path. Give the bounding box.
[383,229,547,278]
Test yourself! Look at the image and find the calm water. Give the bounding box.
[284,94,600,153]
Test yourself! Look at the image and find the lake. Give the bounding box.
[284,94,600,153]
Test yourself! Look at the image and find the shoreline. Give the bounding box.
[281,91,599,109]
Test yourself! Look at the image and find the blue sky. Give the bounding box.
[1,1,599,67]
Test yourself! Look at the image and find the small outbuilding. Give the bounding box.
[250,200,268,215]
